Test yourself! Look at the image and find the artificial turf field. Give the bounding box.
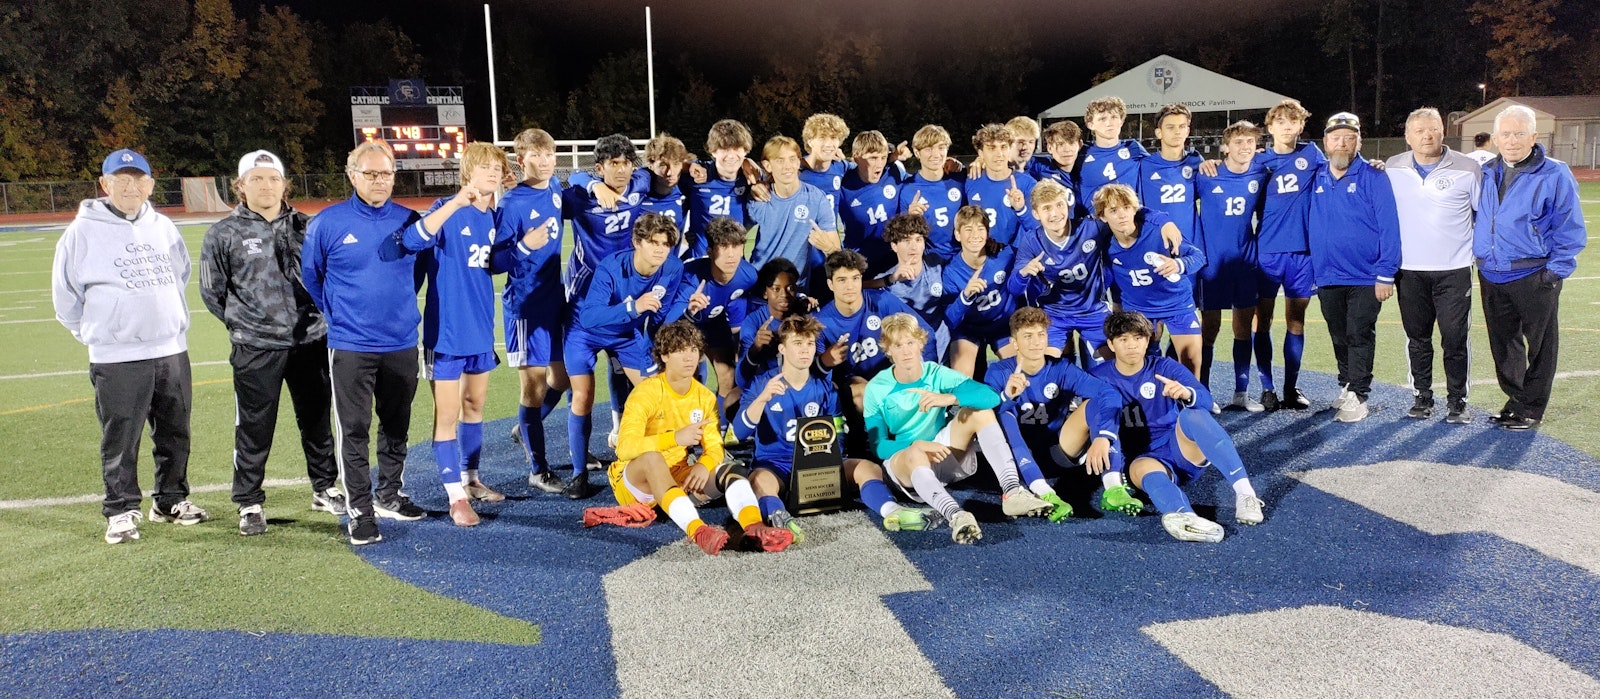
[1,186,1598,696]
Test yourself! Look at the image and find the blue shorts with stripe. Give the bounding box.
[1256,251,1317,300]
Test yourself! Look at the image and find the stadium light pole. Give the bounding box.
[1478,83,1487,108]
[485,4,501,144]
[646,6,658,136]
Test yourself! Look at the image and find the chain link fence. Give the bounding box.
[0,171,505,215]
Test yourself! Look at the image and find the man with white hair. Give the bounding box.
[1384,108,1482,424]
[1474,105,1587,430]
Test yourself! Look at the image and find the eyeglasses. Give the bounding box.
[352,170,396,182]
[106,174,149,189]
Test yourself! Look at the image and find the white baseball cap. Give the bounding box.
[237,150,286,178]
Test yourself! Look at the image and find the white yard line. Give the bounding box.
[0,477,310,510]
[0,359,227,380]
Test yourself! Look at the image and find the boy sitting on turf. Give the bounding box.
[735,316,930,542]
[599,319,793,555]
[866,314,1055,545]
[942,205,1016,377]
[671,217,757,431]
[1096,183,1207,381]
[1089,311,1266,542]
[984,307,1129,518]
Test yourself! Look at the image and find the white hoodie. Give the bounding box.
[52,199,190,364]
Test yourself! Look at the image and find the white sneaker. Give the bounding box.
[1000,487,1052,518]
[1210,402,1222,415]
[149,500,210,526]
[1236,494,1265,525]
[1334,398,1369,423]
[1230,391,1265,412]
[1161,512,1225,543]
[1333,386,1356,411]
[105,510,142,544]
[949,510,983,544]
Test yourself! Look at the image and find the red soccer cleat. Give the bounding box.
[691,524,729,555]
[582,503,659,528]
[741,523,795,553]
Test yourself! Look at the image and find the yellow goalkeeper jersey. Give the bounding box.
[609,375,724,480]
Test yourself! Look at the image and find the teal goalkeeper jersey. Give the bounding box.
[863,361,1000,461]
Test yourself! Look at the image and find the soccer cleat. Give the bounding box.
[586,452,605,472]
[742,522,795,552]
[465,480,505,502]
[1280,387,1312,410]
[510,423,523,446]
[881,506,930,532]
[529,470,565,494]
[347,515,382,545]
[1445,399,1470,424]
[949,510,983,544]
[1407,395,1434,419]
[1162,512,1225,543]
[1236,494,1265,525]
[582,503,657,528]
[1334,399,1369,423]
[238,505,266,536]
[311,488,348,515]
[768,510,805,544]
[149,500,210,526]
[563,473,596,500]
[1001,487,1053,518]
[1259,390,1281,412]
[104,510,142,545]
[373,495,425,521]
[1229,391,1265,412]
[1040,492,1074,523]
[1100,485,1145,516]
[448,499,480,527]
[691,524,729,555]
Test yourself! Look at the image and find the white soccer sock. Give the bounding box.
[910,467,962,520]
[1232,477,1257,499]
[465,468,478,482]
[878,501,903,518]
[444,483,468,501]
[1028,479,1054,497]
[665,493,701,534]
[975,424,1022,492]
[1102,472,1123,490]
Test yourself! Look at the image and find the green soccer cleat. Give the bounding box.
[1100,485,1145,516]
[1040,492,1073,523]
[769,509,805,544]
[882,506,930,532]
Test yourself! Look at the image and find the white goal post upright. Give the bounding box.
[646,6,657,137]
[485,3,501,145]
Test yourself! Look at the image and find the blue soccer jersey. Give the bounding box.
[494,182,565,325]
[670,257,758,348]
[748,183,839,280]
[896,172,966,261]
[733,368,840,474]
[1196,161,1269,311]
[815,289,936,379]
[737,303,786,389]
[1256,141,1326,255]
[799,159,847,215]
[405,198,498,357]
[1006,219,1110,324]
[641,185,690,255]
[1138,150,1202,242]
[964,170,1038,247]
[681,162,752,259]
[574,248,687,340]
[839,169,904,270]
[1090,355,1211,450]
[1105,209,1205,318]
[984,355,1122,439]
[877,257,947,332]
[563,169,649,299]
[1026,155,1083,220]
[1078,139,1149,208]
[942,248,1017,345]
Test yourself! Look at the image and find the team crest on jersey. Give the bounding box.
[1348,182,1357,193]
[833,176,842,190]
[1082,239,1097,254]
[794,205,810,220]
[947,187,961,202]
[651,285,666,299]
[1140,382,1157,399]
[1248,181,1260,194]
[866,315,881,331]
[804,402,820,417]
[993,270,1006,284]
[628,193,641,205]
[1118,148,1130,160]
[242,238,263,255]
[689,409,705,423]
[1434,177,1453,191]
[1182,166,1194,179]
[1295,157,1309,170]
[882,185,897,199]
[1143,251,1162,266]
[729,289,744,301]
[551,192,562,208]
[1043,383,1059,399]
[931,282,943,296]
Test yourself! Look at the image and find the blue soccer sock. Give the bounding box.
[859,478,897,518]
[1283,332,1305,391]
[999,412,1048,494]
[1138,469,1192,515]
[759,495,785,520]
[1253,330,1276,391]
[1178,409,1254,496]
[518,404,548,472]
[432,439,464,498]
[1232,338,1252,393]
[567,412,592,477]
[459,421,483,477]
[539,387,564,421]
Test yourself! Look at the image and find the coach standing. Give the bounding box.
[1307,112,1401,423]
[201,150,341,537]
[1474,105,1588,430]
[53,149,210,544]
[1385,108,1481,424]
[302,141,425,545]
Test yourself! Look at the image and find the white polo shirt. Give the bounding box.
[1384,148,1482,271]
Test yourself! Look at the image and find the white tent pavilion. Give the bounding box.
[1039,55,1292,136]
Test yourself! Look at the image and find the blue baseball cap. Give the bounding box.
[102,149,152,176]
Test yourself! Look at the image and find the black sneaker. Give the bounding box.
[563,472,596,500]
[1259,390,1281,412]
[586,452,606,472]
[1445,399,1470,424]
[529,470,565,494]
[1407,395,1434,419]
[1501,414,1541,431]
[1280,387,1311,410]
[1489,408,1514,426]
[238,505,267,536]
[348,515,382,545]
[373,494,425,521]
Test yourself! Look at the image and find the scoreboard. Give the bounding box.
[350,81,467,171]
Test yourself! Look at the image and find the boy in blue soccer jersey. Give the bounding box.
[1008,116,1041,170]
[1078,96,1150,207]
[1009,180,1123,364]
[799,113,850,213]
[1090,311,1265,542]
[640,134,693,250]
[682,119,758,259]
[1139,104,1203,244]
[965,124,1037,247]
[563,213,688,500]
[737,259,804,390]
[1250,99,1325,411]
[839,130,906,272]
[943,206,1017,377]
[1026,121,1084,219]
[671,217,757,432]
[1196,121,1270,412]
[736,316,930,542]
[748,135,842,296]
[874,213,948,357]
[899,125,967,263]
[404,143,519,526]
[495,129,572,493]
[866,314,1054,545]
[984,307,1128,518]
[1097,183,1207,382]
[815,250,935,414]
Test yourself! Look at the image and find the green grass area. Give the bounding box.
[0,185,1596,640]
